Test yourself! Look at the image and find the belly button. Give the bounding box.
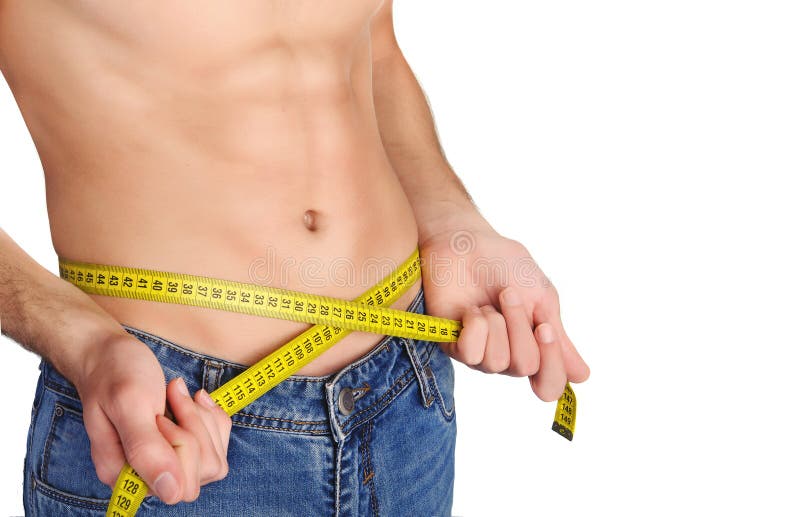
[303,209,318,232]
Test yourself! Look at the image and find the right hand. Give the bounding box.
[73,333,233,504]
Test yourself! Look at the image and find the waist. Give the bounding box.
[89,279,423,376]
[65,206,420,375]
[40,287,441,437]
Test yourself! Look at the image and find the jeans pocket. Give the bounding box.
[425,345,456,422]
[31,361,46,413]
[34,400,111,511]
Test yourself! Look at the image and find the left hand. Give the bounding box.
[420,224,590,401]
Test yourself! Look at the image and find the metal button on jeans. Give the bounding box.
[338,387,355,415]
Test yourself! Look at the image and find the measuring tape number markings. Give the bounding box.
[58,250,577,517]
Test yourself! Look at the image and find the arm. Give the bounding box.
[0,228,230,503]
[370,3,589,399]
[0,228,128,382]
[369,1,489,241]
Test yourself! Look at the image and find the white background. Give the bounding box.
[2,1,799,515]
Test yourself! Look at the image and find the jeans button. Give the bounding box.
[338,387,355,415]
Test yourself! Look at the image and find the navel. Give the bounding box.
[303,209,318,232]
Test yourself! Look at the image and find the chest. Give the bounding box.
[70,0,386,56]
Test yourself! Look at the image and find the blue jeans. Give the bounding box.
[23,290,457,516]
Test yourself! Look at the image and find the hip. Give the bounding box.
[23,289,457,516]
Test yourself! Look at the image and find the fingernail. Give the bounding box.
[538,324,556,344]
[176,377,189,396]
[502,288,521,306]
[197,389,218,409]
[153,472,179,502]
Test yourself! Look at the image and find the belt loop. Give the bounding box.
[202,360,224,393]
[403,338,434,408]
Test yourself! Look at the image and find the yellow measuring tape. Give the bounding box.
[58,250,577,517]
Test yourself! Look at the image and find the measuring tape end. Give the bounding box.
[551,422,574,441]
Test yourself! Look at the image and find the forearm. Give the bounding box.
[373,51,493,240]
[0,228,128,382]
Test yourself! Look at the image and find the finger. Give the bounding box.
[477,305,510,373]
[194,389,232,477]
[208,393,233,456]
[189,390,224,458]
[532,294,590,383]
[199,389,233,453]
[560,329,590,383]
[499,287,539,377]
[156,414,201,502]
[447,306,488,366]
[529,323,567,402]
[83,404,126,487]
[167,379,224,484]
[190,395,226,482]
[105,400,184,504]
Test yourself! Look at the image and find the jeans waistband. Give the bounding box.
[40,288,436,442]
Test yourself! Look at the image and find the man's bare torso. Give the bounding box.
[0,0,420,375]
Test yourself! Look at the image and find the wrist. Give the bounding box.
[50,301,129,390]
[415,198,495,244]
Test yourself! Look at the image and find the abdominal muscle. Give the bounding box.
[0,0,420,375]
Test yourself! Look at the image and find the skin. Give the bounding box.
[0,0,589,506]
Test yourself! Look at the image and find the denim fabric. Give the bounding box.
[22,289,457,516]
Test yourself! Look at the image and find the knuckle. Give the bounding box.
[537,287,554,302]
[470,363,489,374]
[486,310,504,325]
[184,484,201,503]
[484,338,510,373]
[92,458,117,487]
[484,364,502,374]
[105,383,141,417]
[457,339,483,366]
[463,348,483,366]
[484,356,510,374]
[507,238,526,253]
[207,458,227,482]
[498,353,511,372]
[217,412,233,433]
[504,362,527,377]
[218,460,230,480]
[125,442,163,474]
[512,356,540,377]
[89,446,121,487]
[175,395,200,415]
[98,471,116,487]
[202,454,222,479]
